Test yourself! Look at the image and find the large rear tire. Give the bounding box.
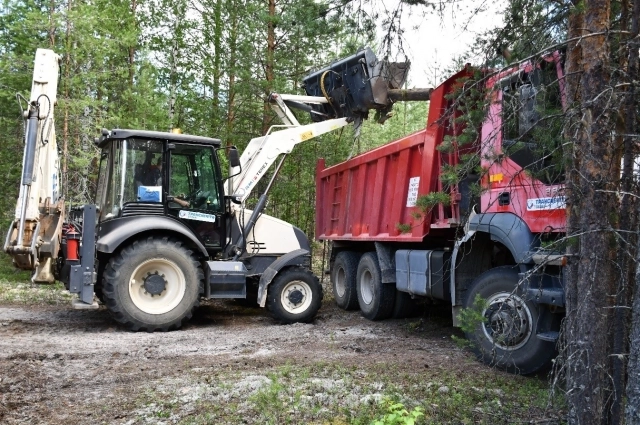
[356,252,395,320]
[463,266,556,374]
[102,237,203,332]
[267,267,323,324]
[331,251,360,310]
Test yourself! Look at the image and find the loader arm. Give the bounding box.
[228,93,349,204]
[4,49,64,283]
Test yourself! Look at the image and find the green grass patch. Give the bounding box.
[0,251,73,305]
[0,251,31,282]
[125,361,564,425]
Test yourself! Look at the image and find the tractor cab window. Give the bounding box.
[501,61,564,184]
[96,138,164,220]
[169,145,222,212]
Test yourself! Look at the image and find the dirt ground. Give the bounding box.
[0,288,508,425]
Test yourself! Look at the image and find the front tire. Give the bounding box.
[102,237,203,332]
[331,251,360,310]
[267,267,323,324]
[356,252,395,320]
[463,266,556,374]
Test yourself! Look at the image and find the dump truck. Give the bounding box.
[309,53,566,374]
[4,48,407,331]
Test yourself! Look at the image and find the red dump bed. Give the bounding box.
[315,68,474,242]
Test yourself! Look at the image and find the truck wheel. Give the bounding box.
[267,266,323,324]
[102,237,203,332]
[331,251,360,310]
[463,266,556,374]
[356,252,395,320]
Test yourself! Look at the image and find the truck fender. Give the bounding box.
[257,248,309,307]
[450,213,538,307]
[467,212,537,264]
[95,216,208,257]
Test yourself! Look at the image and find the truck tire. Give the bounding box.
[267,266,323,324]
[356,252,395,320]
[463,266,556,374]
[102,237,203,332]
[331,251,360,310]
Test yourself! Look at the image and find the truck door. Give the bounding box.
[168,144,225,249]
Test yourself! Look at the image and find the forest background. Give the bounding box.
[4,1,640,424]
[0,0,436,239]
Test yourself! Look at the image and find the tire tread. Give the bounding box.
[101,236,203,332]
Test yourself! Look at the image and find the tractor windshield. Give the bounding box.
[95,138,164,221]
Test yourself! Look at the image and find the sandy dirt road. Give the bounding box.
[0,295,485,424]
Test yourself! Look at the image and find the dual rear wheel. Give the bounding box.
[330,252,554,374]
[331,251,414,320]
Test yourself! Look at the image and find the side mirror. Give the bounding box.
[217,145,242,181]
[229,147,240,168]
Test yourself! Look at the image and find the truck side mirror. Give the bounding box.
[229,147,240,168]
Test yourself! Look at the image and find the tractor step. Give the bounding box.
[71,299,99,310]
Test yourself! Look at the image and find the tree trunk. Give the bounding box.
[212,0,222,134]
[226,0,238,148]
[625,0,640,421]
[613,0,640,422]
[261,0,276,135]
[62,0,72,200]
[564,1,617,424]
[48,0,55,47]
[627,262,640,425]
[128,0,137,88]
[169,44,176,129]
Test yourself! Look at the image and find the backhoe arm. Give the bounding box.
[4,49,64,283]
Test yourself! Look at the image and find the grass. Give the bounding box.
[0,251,73,305]
[126,361,564,425]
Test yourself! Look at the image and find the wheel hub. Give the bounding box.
[484,299,528,348]
[287,289,304,306]
[143,272,167,296]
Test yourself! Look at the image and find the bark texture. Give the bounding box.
[625,1,640,422]
[262,0,276,135]
[564,1,617,424]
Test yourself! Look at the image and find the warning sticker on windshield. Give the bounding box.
[526,196,566,211]
[179,210,216,223]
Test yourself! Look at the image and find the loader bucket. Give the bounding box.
[302,47,409,121]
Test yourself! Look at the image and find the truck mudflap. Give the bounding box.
[257,248,309,307]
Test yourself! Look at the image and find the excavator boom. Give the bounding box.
[4,49,64,283]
